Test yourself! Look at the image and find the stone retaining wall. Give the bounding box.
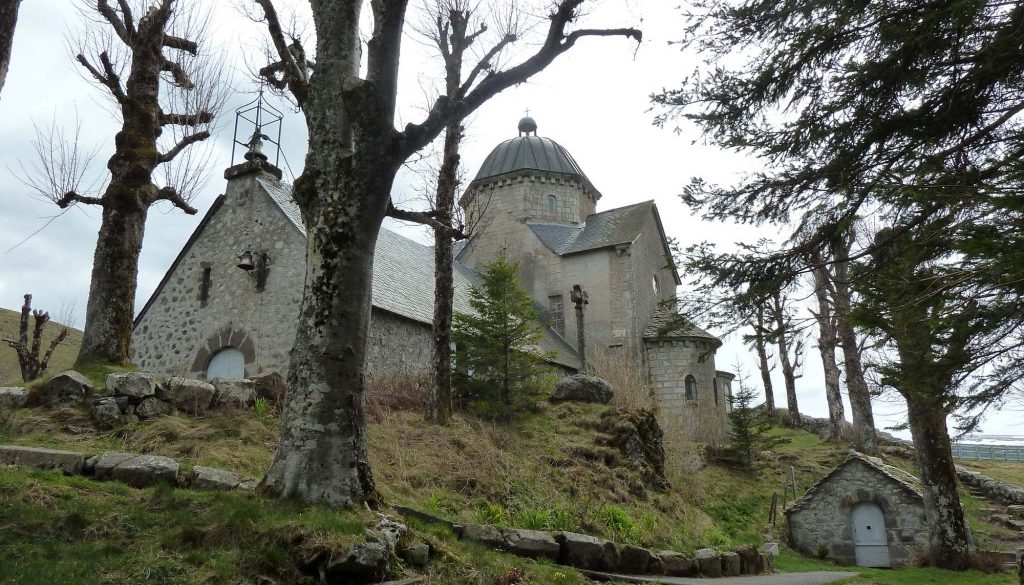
[956,466,1024,505]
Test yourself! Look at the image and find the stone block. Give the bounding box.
[0,387,27,408]
[0,445,88,474]
[91,397,123,430]
[1008,505,1024,519]
[721,551,741,576]
[93,451,179,487]
[191,465,251,490]
[554,531,618,571]
[323,542,389,584]
[695,548,722,578]
[163,377,215,415]
[136,397,173,419]
[551,375,613,404]
[400,543,430,568]
[106,372,156,399]
[461,523,505,548]
[34,371,92,406]
[212,378,255,408]
[502,528,559,559]
[618,544,656,574]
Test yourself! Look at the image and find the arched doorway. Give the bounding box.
[851,502,890,567]
[207,347,246,379]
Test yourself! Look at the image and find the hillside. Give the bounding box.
[0,307,83,386]
[0,389,1018,584]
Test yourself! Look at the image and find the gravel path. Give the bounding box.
[584,570,859,585]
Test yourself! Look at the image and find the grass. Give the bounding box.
[960,459,1024,487]
[776,551,1016,585]
[0,307,83,387]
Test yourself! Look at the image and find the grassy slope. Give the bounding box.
[0,307,83,386]
[0,403,1019,584]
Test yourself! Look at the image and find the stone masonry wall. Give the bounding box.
[787,460,928,567]
[133,170,306,379]
[365,310,434,380]
[644,338,726,442]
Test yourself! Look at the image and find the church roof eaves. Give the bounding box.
[643,300,720,343]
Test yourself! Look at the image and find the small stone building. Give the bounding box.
[787,452,929,568]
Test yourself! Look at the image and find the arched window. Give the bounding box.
[684,375,697,401]
[207,347,245,379]
[713,378,719,405]
[652,275,660,294]
[547,195,557,213]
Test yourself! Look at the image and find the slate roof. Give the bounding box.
[474,135,590,183]
[643,299,720,342]
[528,200,668,255]
[258,177,580,369]
[787,451,924,514]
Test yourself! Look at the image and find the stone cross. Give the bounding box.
[570,284,589,374]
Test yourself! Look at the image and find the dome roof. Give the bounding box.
[472,120,592,184]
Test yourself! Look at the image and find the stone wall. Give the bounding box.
[787,459,928,567]
[365,310,434,380]
[644,338,726,442]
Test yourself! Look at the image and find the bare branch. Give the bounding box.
[387,201,468,240]
[97,0,131,43]
[163,57,195,89]
[75,51,128,103]
[163,34,197,54]
[17,117,105,208]
[56,191,105,208]
[159,131,210,163]
[160,110,214,126]
[252,0,309,103]
[154,186,198,214]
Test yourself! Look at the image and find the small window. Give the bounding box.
[548,294,565,336]
[199,266,212,307]
[652,275,660,295]
[547,195,557,213]
[684,375,697,401]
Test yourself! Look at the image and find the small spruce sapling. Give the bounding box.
[728,365,768,468]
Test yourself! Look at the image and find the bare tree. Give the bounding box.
[251,0,640,507]
[749,300,776,415]
[1,294,70,383]
[808,249,846,440]
[0,0,21,96]
[769,288,804,425]
[23,0,225,365]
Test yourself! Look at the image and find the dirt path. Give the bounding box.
[585,570,859,585]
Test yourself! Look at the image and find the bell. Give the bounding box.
[236,250,255,271]
[244,131,269,163]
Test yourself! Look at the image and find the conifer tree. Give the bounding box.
[453,254,549,408]
[728,371,767,469]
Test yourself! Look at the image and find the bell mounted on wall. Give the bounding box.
[236,245,270,292]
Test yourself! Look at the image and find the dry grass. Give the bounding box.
[588,351,656,411]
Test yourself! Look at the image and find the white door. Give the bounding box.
[851,502,891,567]
[207,347,245,379]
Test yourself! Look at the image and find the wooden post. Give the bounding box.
[791,466,799,499]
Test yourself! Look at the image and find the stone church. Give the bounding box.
[132,116,732,435]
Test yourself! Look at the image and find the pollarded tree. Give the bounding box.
[24,0,224,365]
[0,294,70,383]
[453,254,549,408]
[250,0,640,508]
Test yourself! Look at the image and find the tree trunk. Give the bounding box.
[831,238,878,454]
[76,206,146,364]
[905,394,972,569]
[811,262,846,440]
[755,303,776,416]
[0,0,21,97]
[772,293,800,425]
[427,122,462,425]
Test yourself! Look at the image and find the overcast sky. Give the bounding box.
[0,0,1019,437]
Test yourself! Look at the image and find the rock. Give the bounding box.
[734,544,764,575]
[0,445,88,474]
[554,531,619,571]
[618,544,656,574]
[93,451,179,487]
[760,542,780,558]
[461,523,505,548]
[1008,505,1024,519]
[400,543,430,568]
[323,542,389,584]
[212,378,255,408]
[552,375,613,404]
[114,395,131,412]
[658,551,697,577]
[252,371,287,404]
[596,408,669,490]
[373,516,409,554]
[33,370,92,406]
[695,548,722,578]
[191,465,251,490]
[721,551,741,577]
[502,528,559,560]
[0,387,27,408]
[106,372,156,399]
[91,397,123,430]
[645,554,664,575]
[163,377,215,415]
[136,397,173,419]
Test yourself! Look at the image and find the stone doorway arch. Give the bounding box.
[190,325,256,379]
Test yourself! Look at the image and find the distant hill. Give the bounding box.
[0,307,83,385]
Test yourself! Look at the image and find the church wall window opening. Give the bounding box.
[684,374,697,401]
[547,195,557,213]
[548,294,565,336]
